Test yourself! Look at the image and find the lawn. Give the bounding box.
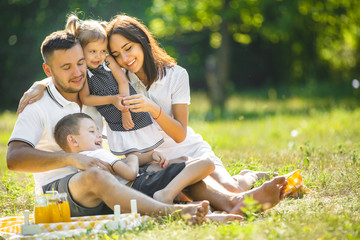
[0,91,359,239]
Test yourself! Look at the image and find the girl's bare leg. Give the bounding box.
[153,158,215,204]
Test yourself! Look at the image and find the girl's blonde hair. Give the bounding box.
[65,14,107,47]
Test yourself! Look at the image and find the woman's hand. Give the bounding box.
[17,78,50,114]
[122,94,157,114]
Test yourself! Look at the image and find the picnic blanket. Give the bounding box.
[0,213,150,239]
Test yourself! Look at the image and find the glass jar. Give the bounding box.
[34,194,50,224]
[46,191,71,223]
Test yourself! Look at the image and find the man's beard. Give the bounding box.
[53,74,86,93]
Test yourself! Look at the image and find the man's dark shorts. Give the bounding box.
[131,162,186,197]
[42,173,112,217]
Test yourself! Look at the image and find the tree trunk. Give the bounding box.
[206,0,231,119]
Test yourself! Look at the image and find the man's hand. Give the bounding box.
[152,151,168,168]
[71,153,115,174]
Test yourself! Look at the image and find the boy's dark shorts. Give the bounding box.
[131,162,186,197]
[42,173,112,217]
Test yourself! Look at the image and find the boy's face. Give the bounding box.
[72,118,103,152]
[83,39,108,69]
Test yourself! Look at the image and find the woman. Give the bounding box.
[18,14,269,193]
[105,15,270,193]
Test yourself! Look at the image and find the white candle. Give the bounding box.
[130,199,137,213]
[114,205,121,221]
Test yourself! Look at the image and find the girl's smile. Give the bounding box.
[83,39,108,69]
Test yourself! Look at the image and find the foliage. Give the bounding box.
[149,0,360,101]
[2,0,360,111]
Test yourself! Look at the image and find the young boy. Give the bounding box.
[54,113,215,204]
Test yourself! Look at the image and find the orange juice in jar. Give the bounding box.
[46,191,62,223]
[58,192,71,222]
[34,195,50,224]
[46,191,71,222]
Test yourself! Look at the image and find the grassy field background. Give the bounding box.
[0,91,359,239]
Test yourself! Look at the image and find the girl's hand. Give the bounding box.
[105,54,117,67]
[17,80,48,114]
[152,151,168,168]
[122,94,156,113]
[121,110,135,130]
[112,94,126,111]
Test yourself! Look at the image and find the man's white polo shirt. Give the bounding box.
[8,80,103,194]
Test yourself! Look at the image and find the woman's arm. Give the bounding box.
[112,154,139,181]
[123,95,188,143]
[17,77,51,114]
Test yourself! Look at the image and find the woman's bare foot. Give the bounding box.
[153,189,174,204]
[238,169,276,180]
[232,173,258,191]
[174,200,209,224]
[232,170,278,191]
[206,213,244,223]
[229,176,287,215]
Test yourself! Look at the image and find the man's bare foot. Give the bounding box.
[229,176,287,215]
[206,213,244,223]
[153,189,174,204]
[174,200,209,224]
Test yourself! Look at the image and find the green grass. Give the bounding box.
[1,92,360,239]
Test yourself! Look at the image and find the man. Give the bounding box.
[6,30,208,220]
[7,30,287,221]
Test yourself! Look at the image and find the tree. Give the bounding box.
[149,0,360,118]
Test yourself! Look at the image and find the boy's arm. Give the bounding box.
[79,79,124,109]
[112,154,139,181]
[7,141,114,173]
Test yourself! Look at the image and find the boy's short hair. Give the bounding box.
[41,30,79,63]
[54,113,92,152]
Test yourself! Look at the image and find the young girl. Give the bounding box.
[65,15,164,156]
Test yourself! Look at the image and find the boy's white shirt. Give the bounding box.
[79,149,130,185]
